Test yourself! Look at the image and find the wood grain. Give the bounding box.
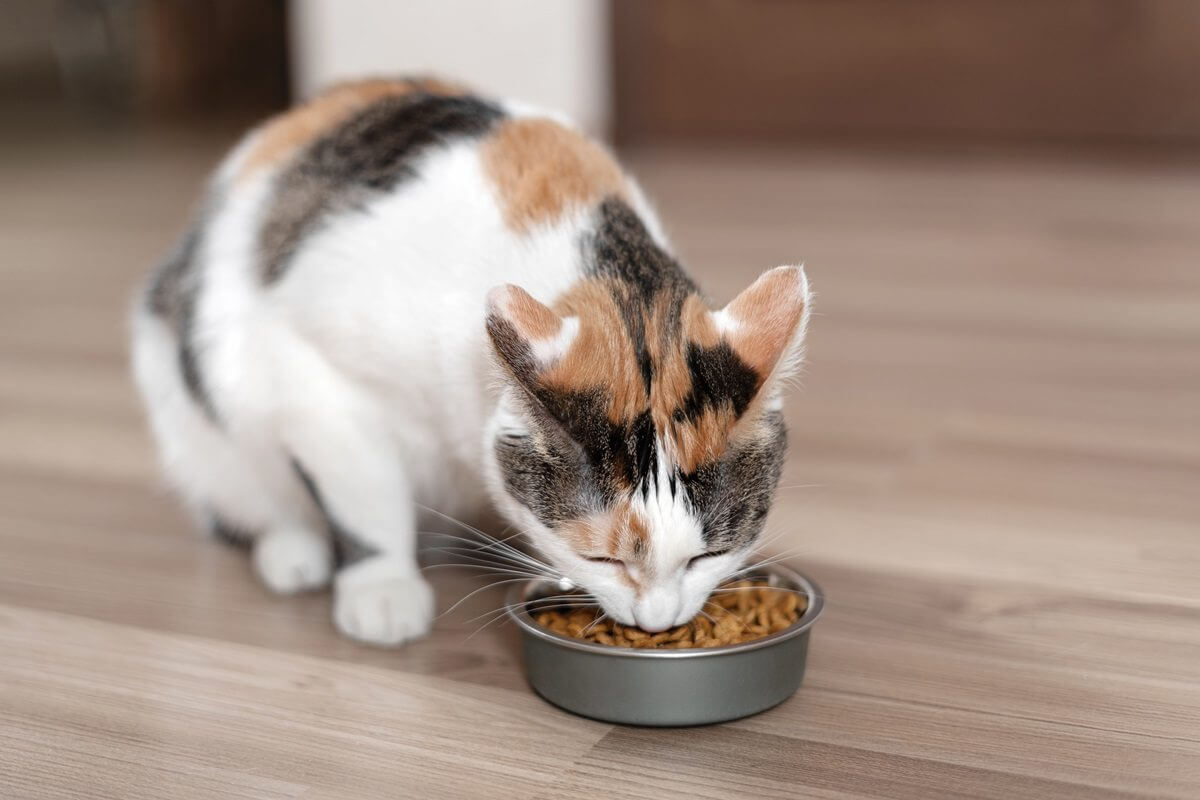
[1,130,1198,798]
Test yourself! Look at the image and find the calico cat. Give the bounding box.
[132,78,811,646]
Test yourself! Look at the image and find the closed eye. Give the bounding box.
[687,548,734,569]
[585,556,625,567]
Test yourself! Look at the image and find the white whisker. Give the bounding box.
[436,577,547,619]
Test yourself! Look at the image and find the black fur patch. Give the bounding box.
[679,341,761,421]
[585,199,695,298]
[494,426,591,527]
[583,199,697,396]
[261,93,505,284]
[146,217,221,424]
[210,514,255,550]
[291,458,380,568]
[534,390,660,493]
[485,314,540,389]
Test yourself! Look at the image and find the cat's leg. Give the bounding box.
[282,403,433,647]
[252,523,332,594]
[131,310,334,592]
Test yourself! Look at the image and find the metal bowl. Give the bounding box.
[506,564,823,726]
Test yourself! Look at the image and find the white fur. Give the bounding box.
[253,526,332,593]
[132,102,804,646]
[711,308,741,336]
[530,315,580,365]
[133,109,600,646]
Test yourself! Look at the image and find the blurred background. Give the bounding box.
[4,0,1199,615]
[3,0,1196,529]
[9,0,1200,141]
[2,2,1198,796]
[3,0,1199,646]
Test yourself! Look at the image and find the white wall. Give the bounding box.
[290,0,611,136]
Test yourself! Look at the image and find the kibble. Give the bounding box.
[533,580,806,649]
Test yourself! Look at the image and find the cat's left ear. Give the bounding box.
[485,284,579,393]
[715,265,812,394]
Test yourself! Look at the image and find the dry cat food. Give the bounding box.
[533,580,806,649]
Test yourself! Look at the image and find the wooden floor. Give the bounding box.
[1,130,1198,799]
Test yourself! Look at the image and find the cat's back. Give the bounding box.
[142,77,659,428]
[240,78,642,377]
[206,75,635,290]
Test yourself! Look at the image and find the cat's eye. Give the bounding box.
[585,556,625,567]
[687,548,733,569]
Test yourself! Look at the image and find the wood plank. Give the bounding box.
[0,605,608,800]
[2,128,1198,797]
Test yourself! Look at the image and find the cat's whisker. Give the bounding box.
[418,533,557,575]
[747,529,792,556]
[709,586,809,597]
[732,549,810,573]
[426,528,535,560]
[465,606,519,640]
[416,506,536,555]
[416,504,557,572]
[419,544,546,566]
[580,610,608,636]
[703,601,749,632]
[464,596,599,639]
[420,528,542,563]
[436,576,549,619]
[740,547,811,568]
[419,559,549,580]
[462,593,596,626]
[446,537,555,575]
[420,544,556,576]
[732,541,815,570]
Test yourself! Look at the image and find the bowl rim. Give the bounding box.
[505,563,824,659]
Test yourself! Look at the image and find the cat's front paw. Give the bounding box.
[253,527,333,594]
[333,575,434,646]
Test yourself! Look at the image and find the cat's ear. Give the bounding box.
[716,265,811,393]
[485,284,579,391]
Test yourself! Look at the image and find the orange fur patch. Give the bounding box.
[562,504,649,565]
[493,285,562,342]
[647,293,714,431]
[481,118,627,234]
[627,509,651,556]
[673,406,739,474]
[543,279,647,424]
[651,293,742,473]
[538,280,750,475]
[608,501,652,592]
[559,517,602,551]
[725,267,806,378]
[237,77,469,182]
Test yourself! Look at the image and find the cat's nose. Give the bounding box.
[633,590,680,632]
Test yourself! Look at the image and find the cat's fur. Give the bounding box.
[131,78,811,646]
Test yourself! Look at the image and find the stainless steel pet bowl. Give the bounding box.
[506,564,823,726]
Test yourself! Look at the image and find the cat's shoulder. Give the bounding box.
[227,76,475,184]
[219,76,636,236]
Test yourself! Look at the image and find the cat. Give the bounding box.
[131,77,812,647]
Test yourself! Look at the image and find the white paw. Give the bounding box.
[253,528,333,594]
[334,575,434,647]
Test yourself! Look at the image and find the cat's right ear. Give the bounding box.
[485,284,579,392]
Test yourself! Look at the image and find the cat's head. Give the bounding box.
[483,229,810,631]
